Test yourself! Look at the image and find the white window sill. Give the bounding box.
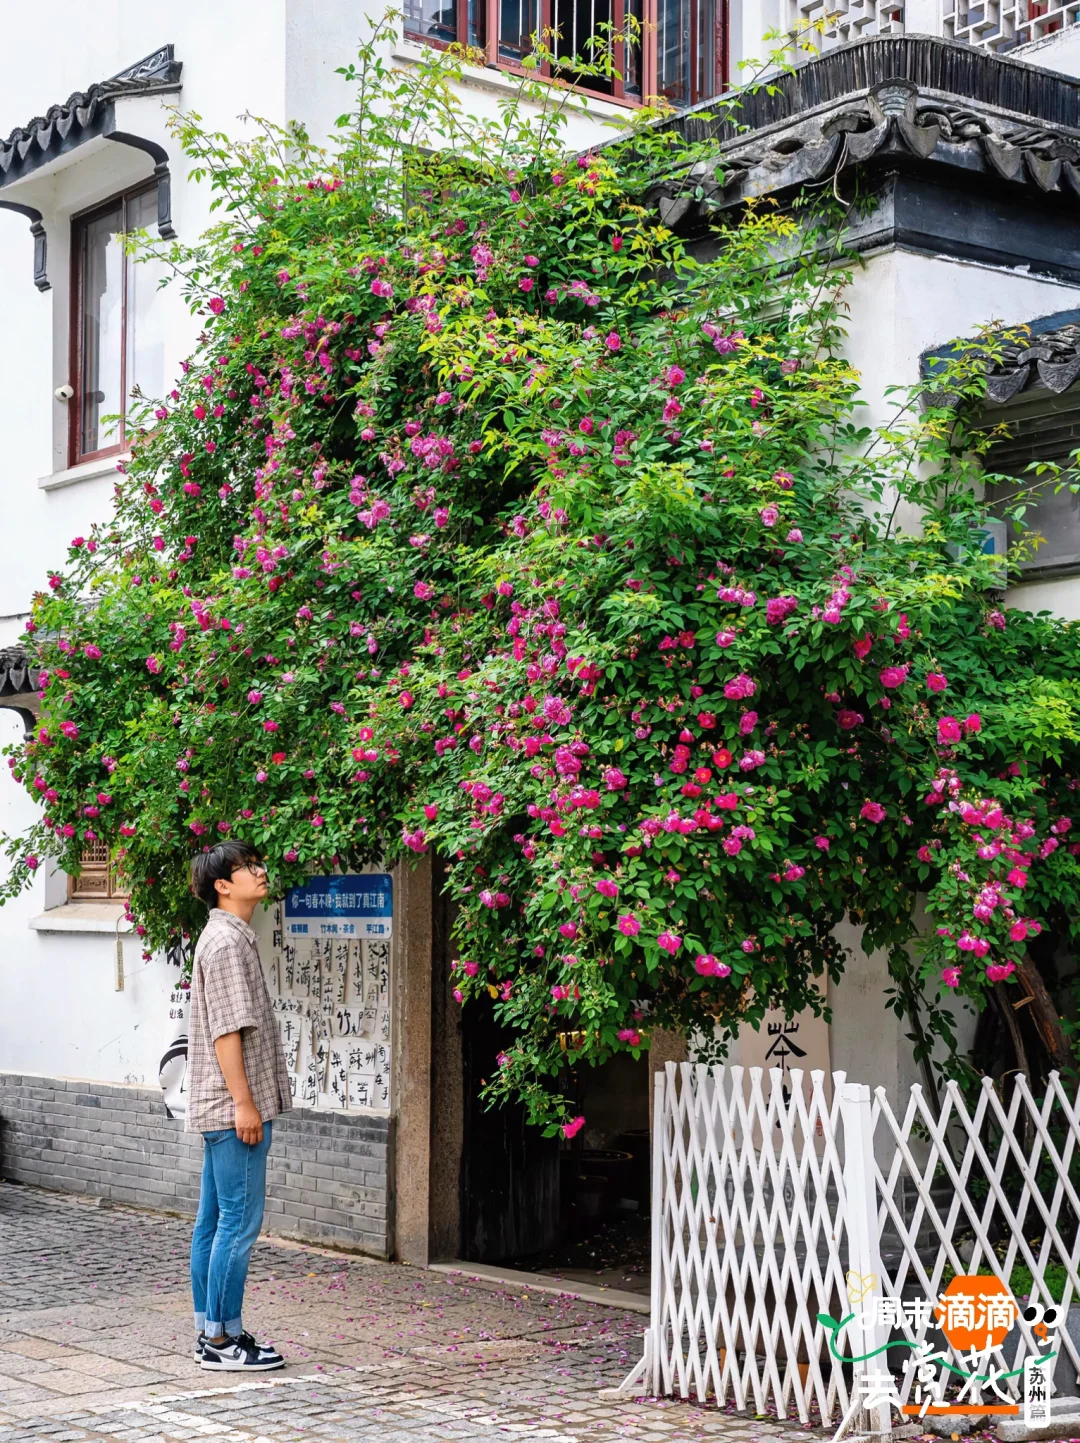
[39,453,130,492]
[29,902,132,933]
[390,39,633,119]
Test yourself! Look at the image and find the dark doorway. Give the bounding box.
[457,998,650,1289]
[502,1050,651,1294]
[431,857,651,1279]
[459,993,561,1260]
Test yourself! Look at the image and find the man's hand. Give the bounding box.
[234,1098,264,1146]
[214,1031,263,1145]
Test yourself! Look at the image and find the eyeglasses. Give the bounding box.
[232,861,268,877]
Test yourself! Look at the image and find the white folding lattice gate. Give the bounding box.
[618,1063,1080,1427]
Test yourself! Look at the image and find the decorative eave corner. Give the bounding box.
[923,308,1080,406]
[645,35,1080,233]
[0,44,182,291]
[0,645,41,737]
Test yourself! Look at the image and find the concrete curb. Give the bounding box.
[427,1259,651,1314]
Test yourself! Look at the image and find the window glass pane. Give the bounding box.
[990,475,1080,577]
[500,0,538,61]
[552,0,627,92]
[986,397,1080,578]
[468,0,484,46]
[404,0,458,41]
[696,0,716,101]
[624,0,643,97]
[80,204,124,456]
[125,189,167,408]
[658,0,691,105]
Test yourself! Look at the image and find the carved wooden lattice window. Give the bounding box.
[69,840,129,901]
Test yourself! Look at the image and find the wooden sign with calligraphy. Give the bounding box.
[733,976,832,1141]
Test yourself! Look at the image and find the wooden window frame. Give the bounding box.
[404,0,476,48]
[68,840,130,902]
[405,0,725,108]
[484,0,649,105]
[68,182,157,470]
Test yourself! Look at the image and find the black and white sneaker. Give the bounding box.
[201,1331,285,1371]
[194,1331,207,1362]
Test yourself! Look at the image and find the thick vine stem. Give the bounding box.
[1017,954,1071,1075]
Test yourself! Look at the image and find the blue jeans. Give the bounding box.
[190,1123,272,1338]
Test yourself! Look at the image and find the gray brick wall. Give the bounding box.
[0,1072,392,1258]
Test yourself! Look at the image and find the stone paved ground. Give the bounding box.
[0,1182,825,1443]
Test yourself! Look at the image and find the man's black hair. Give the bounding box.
[190,841,264,909]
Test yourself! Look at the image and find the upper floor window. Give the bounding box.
[403,0,724,107]
[70,184,167,466]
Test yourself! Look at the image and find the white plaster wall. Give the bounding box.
[0,707,179,1084]
[739,250,1080,1099]
[1006,576,1080,619]
[0,5,622,1088]
[1009,28,1080,78]
[842,250,1080,626]
[842,248,1080,438]
[837,249,1080,539]
[4,14,1078,1092]
[0,4,291,1088]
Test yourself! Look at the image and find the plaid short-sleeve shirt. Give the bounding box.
[185,908,292,1134]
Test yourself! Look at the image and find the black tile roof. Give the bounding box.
[0,44,182,189]
[924,309,1080,405]
[0,646,39,700]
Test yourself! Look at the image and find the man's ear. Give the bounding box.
[214,875,231,897]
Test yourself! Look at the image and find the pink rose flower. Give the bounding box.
[860,801,886,823]
[618,914,641,936]
[723,672,756,700]
[878,664,909,689]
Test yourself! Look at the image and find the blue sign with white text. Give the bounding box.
[284,874,393,938]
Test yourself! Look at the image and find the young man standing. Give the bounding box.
[187,841,292,1371]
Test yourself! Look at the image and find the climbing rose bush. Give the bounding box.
[6,32,1080,1126]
